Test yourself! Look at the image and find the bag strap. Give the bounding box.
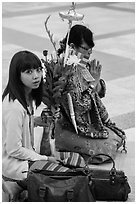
[91,153,115,168]
[85,153,117,175]
[31,169,84,176]
[105,119,127,153]
[39,185,74,201]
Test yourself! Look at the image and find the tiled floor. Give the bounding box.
[2,2,135,202]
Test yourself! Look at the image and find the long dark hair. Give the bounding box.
[2,50,43,112]
[57,24,95,56]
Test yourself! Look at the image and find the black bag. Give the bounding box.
[27,170,95,202]
[88,154,131,201]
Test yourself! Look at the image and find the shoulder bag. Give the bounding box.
[87,153,131,201]
[27,161,95,202]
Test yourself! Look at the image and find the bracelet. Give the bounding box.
[87,84,94,95]
[89,84,94,89]
[98,79,106,98]
[100,79,106,88]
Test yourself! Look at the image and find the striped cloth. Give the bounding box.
[29,152,85,173]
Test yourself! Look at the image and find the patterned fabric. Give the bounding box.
[61,69,108,138]
[29,152,85,173]
[59,152,85,167]
[41,59,126,164]
[60,64,125,142]
[29,160,70,172]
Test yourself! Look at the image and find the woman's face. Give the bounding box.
[75,40,93,59]
[21,67,43,90]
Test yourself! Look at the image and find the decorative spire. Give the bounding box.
[59,2,84,22]
[59,2,84,66]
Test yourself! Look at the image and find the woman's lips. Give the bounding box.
[33,81,40,86]
[33,80,40,84]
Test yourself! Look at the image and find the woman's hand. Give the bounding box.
[48,156,59,163]
[88,59,102,87]
[41,108,53,124]
[34,116,49,127]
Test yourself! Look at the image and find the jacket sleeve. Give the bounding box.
[5,107,48,161]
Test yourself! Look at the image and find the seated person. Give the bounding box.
[41,24,126,164]
[2,51,57,201]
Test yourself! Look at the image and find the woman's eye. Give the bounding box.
[24,67,42,74]
[36,67,42,72]
[25,69,32,74]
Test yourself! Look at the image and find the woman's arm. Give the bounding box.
[5,108,48,161]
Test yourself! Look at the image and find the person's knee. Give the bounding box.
[2,179,23,201]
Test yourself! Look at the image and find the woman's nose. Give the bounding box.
[32,70,38,79]
[88,49,92,55]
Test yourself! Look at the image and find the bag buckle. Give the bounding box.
[39,186,46,198]
[67,189,74,201]
[110,167,116,184]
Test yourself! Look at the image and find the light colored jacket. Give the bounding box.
[2,95,47,180]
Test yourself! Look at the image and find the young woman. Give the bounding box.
[2,50,58,200]
[42,24,126,164]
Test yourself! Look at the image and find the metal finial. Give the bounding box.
[59,2,84,22]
